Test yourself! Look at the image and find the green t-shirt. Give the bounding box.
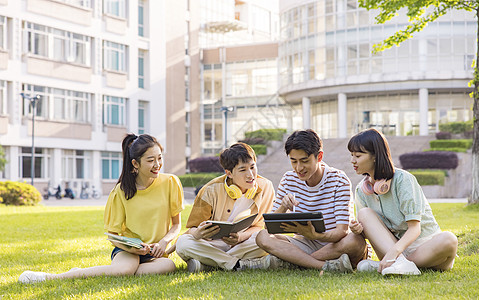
[355,168,440,240]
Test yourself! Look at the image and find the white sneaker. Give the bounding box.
[268,255,298,270]
[357,259,380,272]
[381,256,421,276]
[237,255,271,271]
[186,259,213,273]
[18,271,50,283]
[322,254,353,273]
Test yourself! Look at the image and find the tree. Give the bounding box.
[359,0,479,205]
[0,145,6,172]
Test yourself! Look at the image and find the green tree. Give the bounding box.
[0,145,6,172]
[359,0,479,205]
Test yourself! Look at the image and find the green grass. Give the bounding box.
[1,203,478,299]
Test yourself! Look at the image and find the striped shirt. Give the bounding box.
[273,162,353,233]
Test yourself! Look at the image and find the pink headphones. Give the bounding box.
[361,176,391,195]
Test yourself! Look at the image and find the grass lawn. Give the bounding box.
[1,203,478,299]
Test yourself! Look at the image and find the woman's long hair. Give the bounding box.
[118,133,163,200]
[347,128,394,180]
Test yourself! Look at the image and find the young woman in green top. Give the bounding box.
[348,128,457,275]
[19,134,183,283]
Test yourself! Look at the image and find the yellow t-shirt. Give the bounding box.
[104,174,184,244]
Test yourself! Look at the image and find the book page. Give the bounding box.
[227,196,254,223]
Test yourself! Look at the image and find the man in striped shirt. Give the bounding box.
[256,129,367,272]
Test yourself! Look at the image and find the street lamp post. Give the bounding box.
[220,106,234,149]
[20,93,41,186]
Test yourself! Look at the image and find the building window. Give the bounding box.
[103,41,126,72]
[22,84,90,123]
[0,81,5,115]
[57,0,91,7]
[138,0,145,36]
[138,50,145,88]
[62,150,90,179]
[104,0,126,18]
[138,101,147,134]
[25,22,91,65]
[103,95,125,126]
[0,16,6,50]
[20,147,49,179]
[101,152,122,179]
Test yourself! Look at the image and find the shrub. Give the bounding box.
[0,181,42,206]
[188,156,223,173]
[399,151,458,170]
[409,170,446,186]
[424,147,468,153]
[438,120,473,134]
[435,131,452,140]
[429,139,473,150]
[238,137,266,145]
[251,144,267,155]
[244,128,286,141]
[178,172,223,187]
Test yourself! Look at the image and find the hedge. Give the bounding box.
[251,144,267,155]
[238,137,266,145]
[399,151,458,170]
[244,128,286,141]
[435,131,452,140]
[178,172,223,187]
[429,139,472,150]
[438,120,473,134]
[424,147,468,153]
[0,181,42,206]
[409,170,446,186]
[188,156,223,173]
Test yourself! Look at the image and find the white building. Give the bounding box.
[278,0,475,138]
[0,0,166,196]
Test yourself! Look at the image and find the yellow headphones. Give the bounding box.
[224,177,258,200]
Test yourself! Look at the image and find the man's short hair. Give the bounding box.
[284,129,323,157]
[219,142,257,171]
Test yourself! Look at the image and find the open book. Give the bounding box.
[206,213,258,239]
[105,233,144,249]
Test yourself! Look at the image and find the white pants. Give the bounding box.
[176,232,267,270]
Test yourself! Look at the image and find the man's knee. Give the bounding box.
[175,234,195,257]
[255,229,270,250]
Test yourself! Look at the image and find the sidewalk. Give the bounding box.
[41,187,197,207]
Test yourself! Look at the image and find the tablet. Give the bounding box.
[263,212,325,234]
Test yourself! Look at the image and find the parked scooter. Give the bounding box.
[43,184,62,200]
[63,182,75,199]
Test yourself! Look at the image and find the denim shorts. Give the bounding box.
[110,247,155,264]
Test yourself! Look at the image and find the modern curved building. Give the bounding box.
[278,0,475,139]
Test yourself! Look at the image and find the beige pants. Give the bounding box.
[176,232,267,270]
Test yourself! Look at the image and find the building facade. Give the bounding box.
[278,0,475,139]
[0,0,167,196]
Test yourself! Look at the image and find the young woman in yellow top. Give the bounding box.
[19,134,183,283]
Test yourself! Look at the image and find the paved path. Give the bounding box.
[40,187,467,207]
[41,187,197,207]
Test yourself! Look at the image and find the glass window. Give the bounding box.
[101,152,122,179]
[22,84,90,123]
[138,50,145,88]
[138,0,144,36]
[20,147,49,179]
[0,16,6,50]
[103,95,125,126]
[103,41,126,72]
[0,81,5,115]
[57,0,91,7]
[24,22,91,65]
[63,149,90,179]
[138,101,147,134]
[104,0,126,18]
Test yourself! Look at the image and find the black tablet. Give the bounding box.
[263,212,325,234]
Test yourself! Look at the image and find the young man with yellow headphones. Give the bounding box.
[176,142,275,272]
